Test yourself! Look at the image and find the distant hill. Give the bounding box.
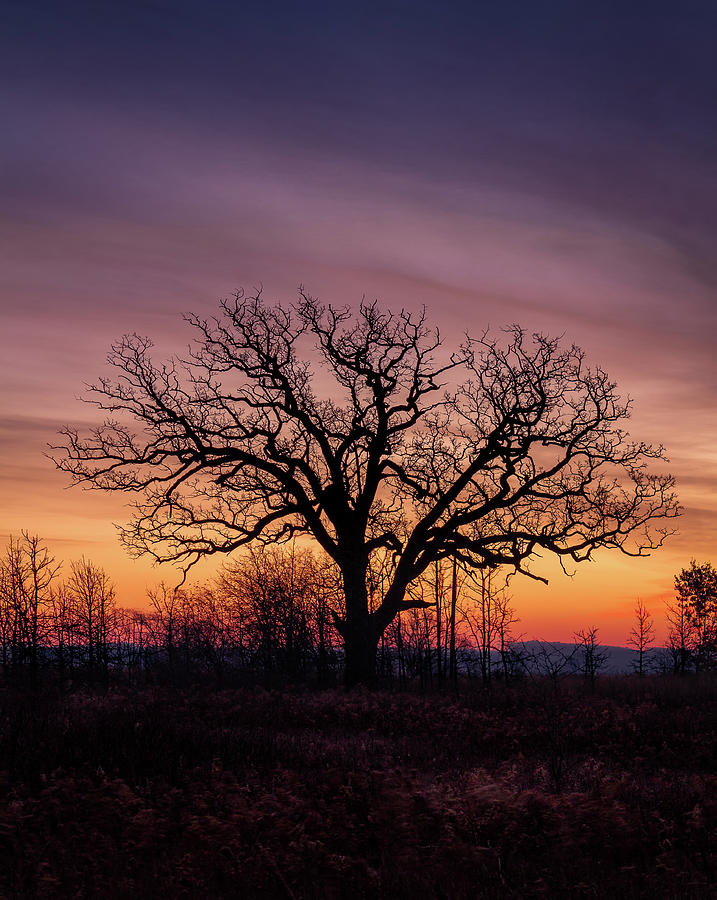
[509,640,668,675]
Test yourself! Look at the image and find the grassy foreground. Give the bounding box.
[2,676,717,898]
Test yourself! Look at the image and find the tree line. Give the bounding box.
[2,531,715,686]
[0,531,524,687]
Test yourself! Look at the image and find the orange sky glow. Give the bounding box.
[2,3,716,646]
[2,231,713,646]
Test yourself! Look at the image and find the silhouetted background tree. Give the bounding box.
[574,627,608,690]
[667,560,717,672]
[66,557,116,682]
[459,566,520,687]
[627,599,655,675]
[0,533,59,681]
[53,291,679,685]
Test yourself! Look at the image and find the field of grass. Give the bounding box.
[2,676,717,898]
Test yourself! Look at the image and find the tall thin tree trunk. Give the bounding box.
[449,555,457,687]
[434,560,442,685]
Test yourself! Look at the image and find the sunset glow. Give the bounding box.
[2,1,716,646]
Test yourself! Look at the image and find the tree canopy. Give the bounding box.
[54,290,679,684]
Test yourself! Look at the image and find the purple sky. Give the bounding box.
[2,0,716,640]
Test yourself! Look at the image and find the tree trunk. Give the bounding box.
[342,565,379,688]
[343,617,379,687]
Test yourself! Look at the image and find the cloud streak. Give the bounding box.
[1,0,715,632]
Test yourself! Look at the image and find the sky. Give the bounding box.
[1,0,716,643]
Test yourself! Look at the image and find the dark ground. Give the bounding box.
[2,675,717,898]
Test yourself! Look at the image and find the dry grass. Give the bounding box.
[1,676,717,898]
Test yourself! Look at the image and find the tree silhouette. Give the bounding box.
[574,627,608,689]
[459,566,519,687]
[66,557,116,681]
[0,532,59,679]
[54,291,679,685]
[627,599,655,676]
[673,560,717,672]
[218,545,340,681]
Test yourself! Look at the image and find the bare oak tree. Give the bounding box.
[54,291,679,685]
